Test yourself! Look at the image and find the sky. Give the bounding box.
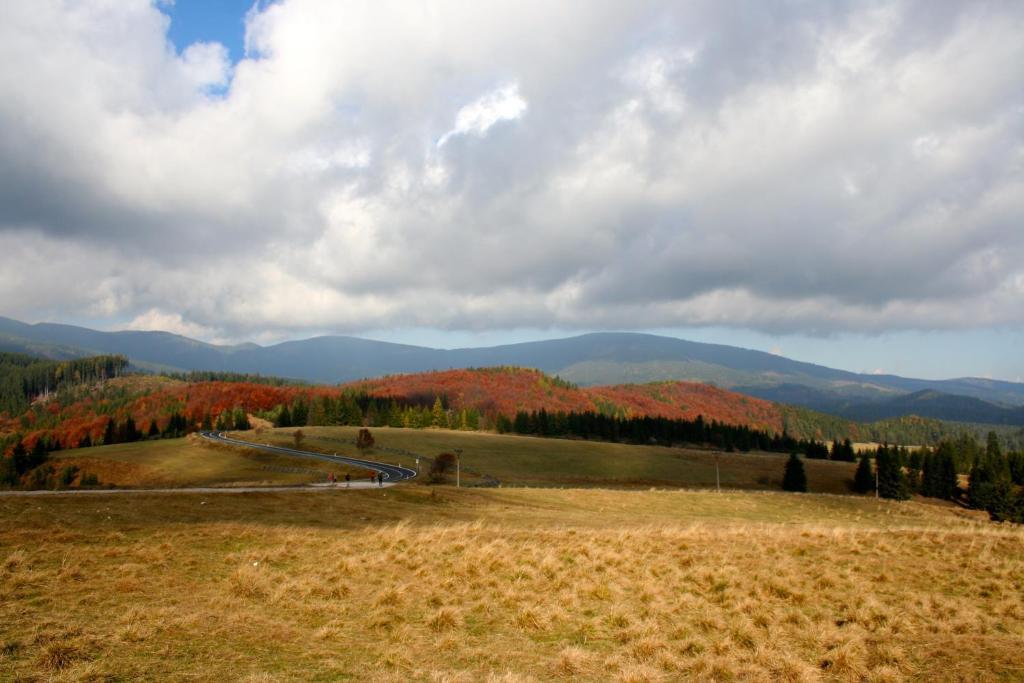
[0,1,1022,381]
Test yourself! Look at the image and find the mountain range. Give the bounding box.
[2,315,1023,425]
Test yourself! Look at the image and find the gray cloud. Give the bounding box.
[0,0,1021,341]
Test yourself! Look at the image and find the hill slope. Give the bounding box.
[3,316,1023,419]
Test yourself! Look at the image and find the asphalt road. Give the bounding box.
[199,431,418,482]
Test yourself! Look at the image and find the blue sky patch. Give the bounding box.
[161,0,255,63]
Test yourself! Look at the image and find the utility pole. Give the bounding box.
[715,452,720,492]
[454,448,463,488]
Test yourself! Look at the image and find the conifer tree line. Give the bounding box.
[271,394,483,432]
[495,408,837,456]
[0,353,128,415]
[164,370,307,387]
[845,433,1023,521]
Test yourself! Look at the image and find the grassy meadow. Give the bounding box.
[47,435,374,488]
[1,486,1022,681]
[240,426,862,494]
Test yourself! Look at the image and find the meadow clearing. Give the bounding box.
[47,435,372,488]
[238,426,862,494]
[1,483,1022,681]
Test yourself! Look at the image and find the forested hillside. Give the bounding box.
[4,317,1024,413]
[2,365,1019,459]
[0,353,128,415]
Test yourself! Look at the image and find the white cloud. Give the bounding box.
[438,82,527,147]
[180,42,231,90]
[0,0,1021,346]
[125,309,217,340]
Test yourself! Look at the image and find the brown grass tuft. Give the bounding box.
[428,606,462,632]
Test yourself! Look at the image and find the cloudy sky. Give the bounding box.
[1,0,1022,380]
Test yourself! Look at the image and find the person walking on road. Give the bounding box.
[345,473,350,488]
[377,472,384,487]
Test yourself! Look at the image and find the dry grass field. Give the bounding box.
[49,435,372,488]
[242,426,862,494]
[1,485,1022,681]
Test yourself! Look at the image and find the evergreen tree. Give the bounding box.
[276,404,292,428]
[387,400,403,428]
[840,438,856,462]
[805,440,829,459]
[147,420,160,438]
[986,431,1002,460]
[102,418,116,446]
[201,413,213,431]
[233,408,251,431]
[368,401,385,428]
[120,416,138,443]
[853,453,874,494]
[876,445,909,500]
[291,401,309,427]
[0,454,17,487]
[341,396,363,426]
[968,445,1013,519]
[782,453,807,492]
[431,397,446,428]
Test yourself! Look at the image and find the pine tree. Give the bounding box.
[365,400,379,427]
[938,449,958,500]
[876,445,909,500]
[968,441,1013,519]
[276,404,292,428]
[431,397,446,428]
[147,420,160,438]
[341,396,363,426]
[201,413,213,431]
[291,401,308,427]
[387,400,403,428]
[102,418,116,446]
[782,453,807,492]
[121,416,138,443]
[840,438,856,462]
[0,454,17,487]
[233,408,250,431]
[853,453,874,494]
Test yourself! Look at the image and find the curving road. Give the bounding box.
[199,431,418,483]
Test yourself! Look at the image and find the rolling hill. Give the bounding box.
[3,316,1023,424]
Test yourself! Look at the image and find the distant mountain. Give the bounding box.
[2,316,1023,422]
[832,390,1024,425]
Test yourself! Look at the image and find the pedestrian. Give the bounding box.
[345,473,350,488]
[327,472,335,484]
[377,471,383,487]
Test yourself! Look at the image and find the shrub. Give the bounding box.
[356,428,375,451]
[428,452,458,484]
[57,465,79,489]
